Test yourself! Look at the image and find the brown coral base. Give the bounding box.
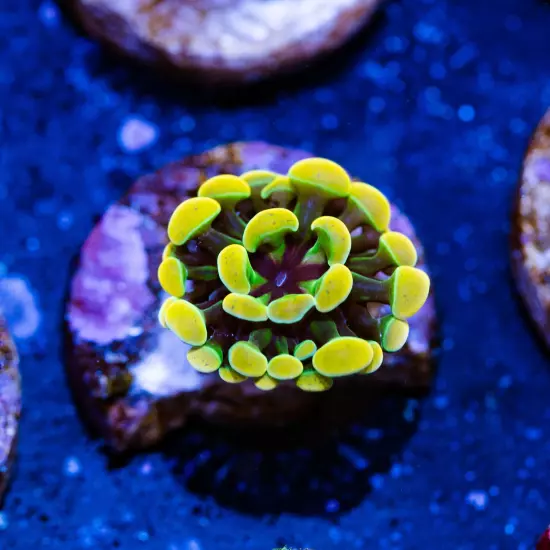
[0,318,21,505]
[69,0,384,85]
[65,142,437,453]
[511,109,550,348]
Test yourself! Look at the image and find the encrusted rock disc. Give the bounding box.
[65,142,436,452]
[70,0,384,84]
[0,317,21,504]
[512,109,550,347]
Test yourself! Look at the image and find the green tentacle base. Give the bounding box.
[158,158,431,392]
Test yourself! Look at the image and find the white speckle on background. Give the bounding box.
[118,117,158,153]
[525,427,542,441]
[64,456,82,477]
[136,531,149,542]
[38,0,59,26]
[466,490,488,510]
[140,461,153,475]
[458,104,476,122]
[434,395,449,410]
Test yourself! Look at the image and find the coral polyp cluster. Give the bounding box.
[158,158,430,392]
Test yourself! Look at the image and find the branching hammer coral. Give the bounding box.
[158,158,430,392]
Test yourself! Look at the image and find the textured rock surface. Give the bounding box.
[70,0,384,84]
[66,142,436,452]
[0,317,21,504]
[512,110,550,347]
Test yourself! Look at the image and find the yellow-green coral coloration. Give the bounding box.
[218,366,247,384]
[162,243,176,260]
[228,341,268,377]
[380,316,410,352]
[240,170,278,211]
[267,294,315,323]
[289,157,351,198]
[348,231,417,275]
[267,354,304,380]
[158,256,187,297]
[296,369,334,392]
[313,264,353,313]
[240,170,278,189]
[158,159,430,392]
[380,232,418,267]
[187,342,223,373]
[167,196,221,245]
[340,182,391,232]
[310,216,351,265]
[260,175,295,207]
[293,340,317,360]
[351,266,430,320]
[217,244,253,294]
[289,158,351,239]
[164,299,208,346]
[361,341,384,374]
[313,337,373,377]
[158,296,178,328]
[242,208,299,252]
[222,293,268,322]
[198,174,251,204]
[390,266,430,319]
[254,373,279,391]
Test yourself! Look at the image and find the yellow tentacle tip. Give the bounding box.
[293,339,317,360]
[162,243,176,260]
[380,231,418,267]
[164,299,207,346]
[158,256,187,297]
[360,341,384,374]
[314,264,353,313]
[296,368,334,392]
[240,170,278,188]
[158,296,178,328]
[222,293,268,322]
[380,316,410,352]
[312,337,373,377]
[260,175,295,201]
[311,216,351,265]
[167,196,221,245]
[348,182,391,232]
[267,294,315,324]
[218,366,248,384]
[217,244,251,294]
[242,208,299,252]
[390,266,430,319]
[254,374,279,391]
[228,341,268,377]
[267,354,304,380]
[288,158,351,198]
[187,343,223,373]
[198,174,251,204]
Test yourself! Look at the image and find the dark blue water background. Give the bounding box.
[1,0,550,548]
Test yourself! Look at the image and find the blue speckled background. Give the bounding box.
[1,0,550,548]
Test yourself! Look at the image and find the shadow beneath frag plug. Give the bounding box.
[161,385,422,517]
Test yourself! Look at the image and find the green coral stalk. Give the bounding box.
[158,158,431,392]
